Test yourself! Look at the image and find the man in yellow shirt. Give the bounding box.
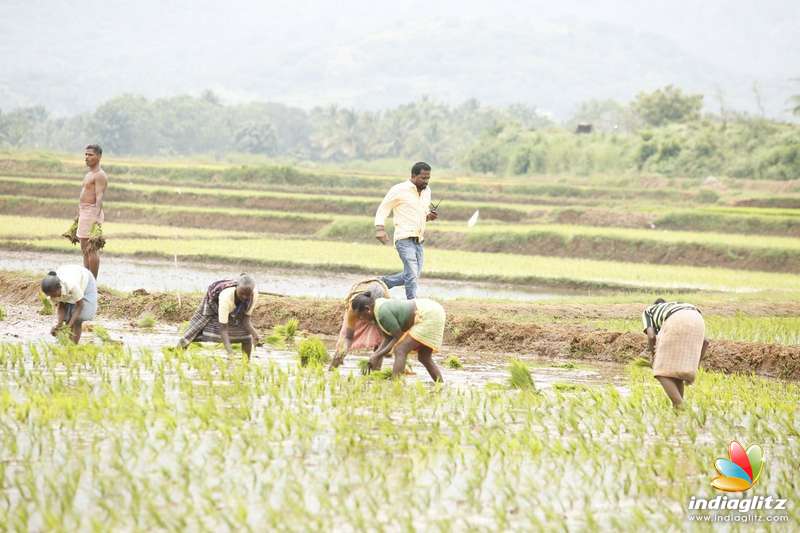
[374,162,439,299]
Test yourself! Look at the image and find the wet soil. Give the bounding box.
[2,271,798,380]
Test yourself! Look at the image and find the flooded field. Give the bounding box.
[1,325,796,530]
[0,302,627,391]
[0,250,573,301]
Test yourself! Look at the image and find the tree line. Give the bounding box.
[1,86,798,179]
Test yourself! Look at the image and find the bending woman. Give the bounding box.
[329,278,390,369]
[351,293,445,382]
[643,298,709,408]
[41,265,98,344]
[179,274,261,359]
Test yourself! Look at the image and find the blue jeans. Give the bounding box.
[382,238,424,299]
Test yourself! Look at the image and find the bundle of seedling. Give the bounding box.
[62,217,106,252]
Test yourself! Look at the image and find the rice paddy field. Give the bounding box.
[1,150,799,529]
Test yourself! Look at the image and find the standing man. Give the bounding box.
[374,162,438,299]
[78,144,108,279]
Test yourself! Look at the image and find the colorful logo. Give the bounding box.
[711,441,764,492]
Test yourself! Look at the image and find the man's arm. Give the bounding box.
[66,299,84,328]
[374,187,399,245]
[645,326,657,356]
[94,172,108,215]
[52,302,67,335]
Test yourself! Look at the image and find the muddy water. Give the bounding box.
[0,250,572,302]
[0,302,628,391]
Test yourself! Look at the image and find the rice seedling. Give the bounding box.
[0,339,795,529]
[508,359,536,390]
[0,306,5,321]
[136,313,156,329]
[90,325,112,343]
[265,318,299,348]
[444,355,463,369]
[297,336,329,367]
[38,292,54,315]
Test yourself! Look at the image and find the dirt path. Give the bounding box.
[2,271,798,379]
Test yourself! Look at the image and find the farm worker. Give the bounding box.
[329,277,391,370]
[77,144,108,279]
[40,265,98,344]
[178,274,261,359]
[351,292,446,382]
[374,161,439,299]
[642,298,709,408]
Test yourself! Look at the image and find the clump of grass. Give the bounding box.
[444,355,463,369]
[508,359,536,390]
[55,325,73,345]
[137,312,156,329]
[631,357,652,367]
[266,318,299,348]
[0,306,5,321]
[368,369,394,380]
[92,325,112,343]
[297,337,329,367]
[358,359,372,375]
[38,292,54,315]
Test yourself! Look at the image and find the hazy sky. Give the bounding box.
[1,0,798,117]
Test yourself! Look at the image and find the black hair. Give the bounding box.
[351,292,374,313]
[85,144,102,156]
[41,271,60,294]
[411,161,431,176]
[653,298,666,304]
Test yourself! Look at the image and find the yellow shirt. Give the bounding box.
[217,286,258,324]
[374,180,432,243]
[55,265,92,304]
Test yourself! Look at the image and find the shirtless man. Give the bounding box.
[78,144,108,278]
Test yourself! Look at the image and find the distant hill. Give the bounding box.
[0,0,796,119]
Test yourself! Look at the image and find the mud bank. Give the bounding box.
[2,271,797,379]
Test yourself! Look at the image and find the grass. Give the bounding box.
[38,292,53,316]
[2,341,795,529]
[0,306,4,321]
[265,318,299,348]
[444,355,463,369]
[11,235,800,293]
[508,359,536,390]
[592,314,800,345]
[136,312,156,329]
[297,336,329,367]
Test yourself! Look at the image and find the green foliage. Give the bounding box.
[508,359,536,390]
[266,318,299,348]
[632,85,703,127]
[137,313,156,329]
[444,355,463,369]
[91,325,112,344]
[0,306,5,321]
[38,292,53,316]
[297,337,329,368]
